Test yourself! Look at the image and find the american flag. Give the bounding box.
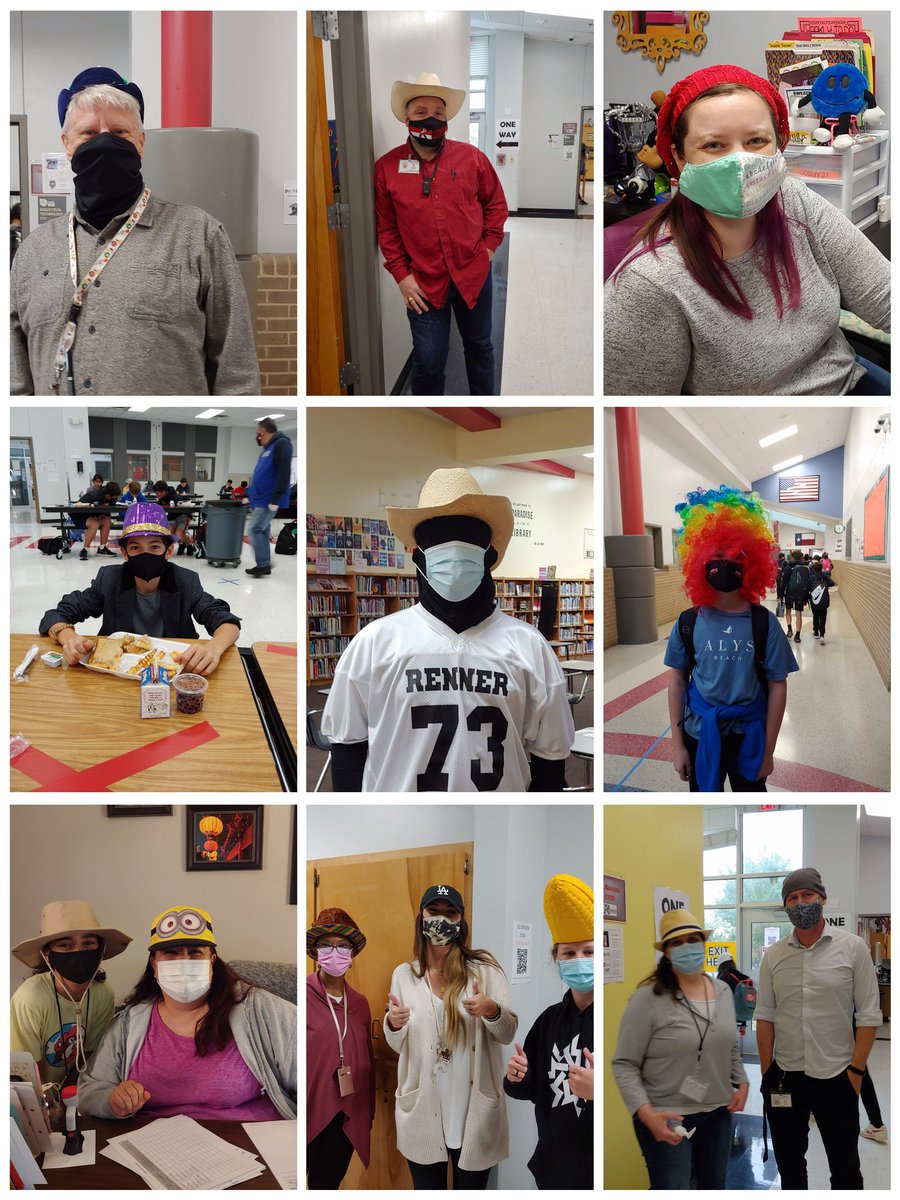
[779,475,820,502]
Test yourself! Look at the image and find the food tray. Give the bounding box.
[80,633,190,683]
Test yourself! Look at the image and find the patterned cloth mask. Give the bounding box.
[786,900,823,929]
[422,915,461,946]
[678,150,787,219]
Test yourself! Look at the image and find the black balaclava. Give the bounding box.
[72,133,144,231]
[413,515,498,634]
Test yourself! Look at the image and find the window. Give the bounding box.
[162,454,183,479]
[92,455,113,482]
[126,453,150,483]
[194,456,215,483]
[469,36,488,114]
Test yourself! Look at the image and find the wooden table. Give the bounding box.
[252,642,298,752]
[36,1116,283,1189]
[10,635,281,792]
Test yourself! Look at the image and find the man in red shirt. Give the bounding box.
[375,72,509,395]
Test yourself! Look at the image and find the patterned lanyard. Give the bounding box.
[53,186,152,392]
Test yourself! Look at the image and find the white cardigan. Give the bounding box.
[383,959,518,1171]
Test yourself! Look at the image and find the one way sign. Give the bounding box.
[496,118,519,148]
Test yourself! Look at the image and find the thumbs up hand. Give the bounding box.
[462,977,499,1020]
[387,992,410,1031]
[507,1042,529,1083]
[568,1046,594,1101]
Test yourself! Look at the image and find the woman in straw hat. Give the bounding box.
[505,875,594,1189]
[612,909,749,1188]
[320,467,575,792]
[383,883,516,1188]
[76,904,296,1122]
[11,900,132,1087]
[306,908,374,1189]
[374,72,508,395]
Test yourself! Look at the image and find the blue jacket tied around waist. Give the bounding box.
[686,680,767,791]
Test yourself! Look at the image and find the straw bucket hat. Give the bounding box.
[12,900,132,967]
[391,72,466,123]
[655,909,711,950]
[386,468,514,566]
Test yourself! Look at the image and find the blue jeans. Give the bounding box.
[406,266,496,395]
[633,1106,733,1189]
[846,354,891,395]
[247,506,274,567]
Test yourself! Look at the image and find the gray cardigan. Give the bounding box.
[612,978,748,1115]
[77,986,296,1120]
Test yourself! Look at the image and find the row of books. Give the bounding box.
[309,617,344,634]
[357,599,387,617]
[310,656,341,679]
[559,613,585,627]
[310,637,352,657]
[309,595,351,614]
[354,576,418,595]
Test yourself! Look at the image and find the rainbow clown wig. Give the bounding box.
[675,485,777,608]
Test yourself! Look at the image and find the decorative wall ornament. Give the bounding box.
[612,11,710,74]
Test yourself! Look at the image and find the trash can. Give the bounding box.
[202,501,247,567]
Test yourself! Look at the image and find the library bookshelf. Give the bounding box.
[308,570,593,684]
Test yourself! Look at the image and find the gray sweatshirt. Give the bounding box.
[612,979,748,1115]
[77,986,296,1120]
[604,175,890,395]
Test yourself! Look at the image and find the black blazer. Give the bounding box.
[39,562,241,640]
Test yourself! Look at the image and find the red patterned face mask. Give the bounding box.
[408,117,448,145]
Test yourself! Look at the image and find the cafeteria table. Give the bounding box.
[252,642,298,751]
[239,642,298,792]
[561,658,595,701]
[10,635,282,792]
[35,1115,286,1189]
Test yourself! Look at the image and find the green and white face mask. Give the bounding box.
[678,149,787,219]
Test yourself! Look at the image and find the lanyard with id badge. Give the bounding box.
[325,989,355,1097]
[678,983,715,1102]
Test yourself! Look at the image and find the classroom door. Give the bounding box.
[10,438,39,520]
[307,841,474,1190]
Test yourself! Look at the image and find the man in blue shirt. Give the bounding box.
[245,419,293,577]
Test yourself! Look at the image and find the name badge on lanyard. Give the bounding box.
[399,159,420,174]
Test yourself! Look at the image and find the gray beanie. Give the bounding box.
[782,867,826,905]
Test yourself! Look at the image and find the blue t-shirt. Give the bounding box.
[664,606,799,738]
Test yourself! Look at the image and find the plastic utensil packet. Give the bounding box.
[14,644,40,682]
[11,734,32,760]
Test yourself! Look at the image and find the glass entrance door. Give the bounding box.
[739,907,793,1056]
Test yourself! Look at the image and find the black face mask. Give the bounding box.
[705,558,744,593]
[47,947,103,985]
[72,133,144,229]
[125,551,168,581]
[408,117,448,147]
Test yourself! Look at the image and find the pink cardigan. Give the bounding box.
[306,971,375,1164]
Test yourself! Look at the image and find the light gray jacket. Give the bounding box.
[612,978,748,1115]
[78,986,296,1120]
[10,195,260,396]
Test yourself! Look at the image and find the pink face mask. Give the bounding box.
[317,945,353,976]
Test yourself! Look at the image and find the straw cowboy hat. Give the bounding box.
[544,875,594,944]
[655,908,711,951]
[12,900,132,967]
[391,72,466,123]
[386,468,514,566]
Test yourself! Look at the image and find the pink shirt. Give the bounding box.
[131,1002,282,1121]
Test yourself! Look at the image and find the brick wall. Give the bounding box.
[656,566,689,627]
[603,568,617,648]
[256,253,297,395]
[830,561,891,690]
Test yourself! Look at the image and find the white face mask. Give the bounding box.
[156,958,212,1003]
[417,540,487,602]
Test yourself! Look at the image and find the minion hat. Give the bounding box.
[148,905,216,952]
[544,875,594,944]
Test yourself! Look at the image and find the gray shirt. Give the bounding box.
[10,195,260,396]
[755,925,882,1078]
[133,589,164,638]
[612,978,748,1115]
[604,175,891,395]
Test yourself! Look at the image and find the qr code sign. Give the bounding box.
[515,947,529,977]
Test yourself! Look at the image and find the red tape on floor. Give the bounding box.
[265,644,297,656]
[12,721,220,792]
[604,671,670,724]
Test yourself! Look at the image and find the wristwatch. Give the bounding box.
[847,1064,865,1076]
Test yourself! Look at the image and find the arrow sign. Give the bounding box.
[496,140,519,148]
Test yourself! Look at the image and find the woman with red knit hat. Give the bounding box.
[605,63,890,396]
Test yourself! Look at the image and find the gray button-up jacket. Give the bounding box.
[10,194,261,396]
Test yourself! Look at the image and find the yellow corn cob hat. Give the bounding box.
[543,874,593,944]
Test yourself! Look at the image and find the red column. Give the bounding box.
[615,407,645,535]
[161,11,213,128]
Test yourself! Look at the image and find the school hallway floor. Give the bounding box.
[604,592,890,792]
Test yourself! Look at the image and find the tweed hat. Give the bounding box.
[307,908,367,959]
[655,64,790,178]
[391,72,466,123]
[12,900,132,967]
[655,908,710,950]
[782,867,827,905]
[58,66,145,127]
[544,875,594,944]
[386,469,514,566]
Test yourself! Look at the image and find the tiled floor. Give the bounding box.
[11,511,298,646]
[604,592,890,791]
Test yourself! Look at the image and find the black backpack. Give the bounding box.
[274,520,297,556]
[678,604,770,696]
[787,563,809,602]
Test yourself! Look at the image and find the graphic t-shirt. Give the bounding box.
[664,605,799,738]
[10,972,115,1085]
[321,604,575,792]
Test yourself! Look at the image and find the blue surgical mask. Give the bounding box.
[417,540,486,602]
[678,149,787,220]
[557,958,594,993]
[668,943,707,974]
[786,900,823,929]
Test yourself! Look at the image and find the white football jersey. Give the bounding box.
[320,604,575,792]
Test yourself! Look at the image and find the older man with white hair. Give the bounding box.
[10,66,260,396]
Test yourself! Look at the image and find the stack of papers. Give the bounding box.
[101,1115,264,1189]
[242,1120,297,1189]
